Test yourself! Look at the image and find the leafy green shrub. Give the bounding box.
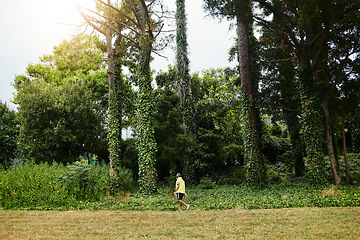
[339,153,360,184]
[0,161,69,209]
[199,175,216,189]
[58,161,110,201]
[58,161,90,200]
[267,162,292,184]
[217,167,245,185]
[109,165,135,193]
[0,161,110,210]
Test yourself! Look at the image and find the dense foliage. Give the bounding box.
[13,35,109,164]
[0,102,18,168]
[1,160,360,211]
[15,81,107,164]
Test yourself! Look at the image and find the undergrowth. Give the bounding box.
[0,162,359,211]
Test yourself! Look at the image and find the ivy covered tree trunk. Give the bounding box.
[176,0,195,183]
[299,64,327,186]
[136,1,157,194]
[108,36,127,182]
[176,0,190,104]
[104,3,121,177]
[236,7,266,186]
[108,77,122,177]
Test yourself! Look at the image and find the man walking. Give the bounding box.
[174,173,190,211]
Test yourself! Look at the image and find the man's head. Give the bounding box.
[176,173,182,178]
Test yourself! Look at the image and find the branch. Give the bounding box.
[152,49,168,59]
[110,15,139,37]
[146,0,157,8]
[79,9,106,35]
[81,3,141,38]
[125,0,141,24]
[265,56,296,63]
[254,0,300,49]
[110,26,140,49]
[94,0,139,28]
[153,23,164,39]
[82,6,107,22]
[253,16,295,51]
[306,30,325,48]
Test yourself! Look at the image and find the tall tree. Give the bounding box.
[257,30,305,177]
[255,0,360,185]
[79,0,122,178]
[257,0,329,185]
[135,0,158,193]
[15,81,106,164]
[204,0,266,185]
[175,0,196,183]
[326,0,360,182]
[79,0,168,193]
[13,35,109,164]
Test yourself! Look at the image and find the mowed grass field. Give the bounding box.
[1,207,360,239]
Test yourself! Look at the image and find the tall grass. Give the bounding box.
[0,161,111,210]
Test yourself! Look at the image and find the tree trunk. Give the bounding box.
[136,1,158,194]
[105,0,119,177]
[284,112,305,177]
[237,16,265,185]
[176,0,196,184]
[298,62,327,186]
[322,98,341,185]
[341,117,350,181]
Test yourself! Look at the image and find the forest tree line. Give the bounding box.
[1,0,360,193]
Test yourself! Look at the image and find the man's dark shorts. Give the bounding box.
[176,193,184,200]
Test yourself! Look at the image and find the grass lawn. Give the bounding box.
[1,207,359,239]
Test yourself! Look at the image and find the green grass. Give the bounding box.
[69,184,360,211]
[1,207,359,239]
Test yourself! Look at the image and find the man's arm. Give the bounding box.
[175,182,180,193]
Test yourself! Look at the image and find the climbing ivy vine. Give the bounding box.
[239,89,266,186]
[108,81,121,171]
[175,0,196,183]
[108,43,125,181]
[136,58,158,194]
[299,65,327,185]
[136,2,158,193]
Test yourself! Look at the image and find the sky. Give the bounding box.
[0,0,237,110]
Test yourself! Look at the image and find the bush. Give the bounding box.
[217,167,245,186]
[109,165,135,194]
[199,176,216,189]
[0,161,68,209]
[339,153,360,184]
[267,162,293,185]
[0,161,110,210]
[58,161,110,201]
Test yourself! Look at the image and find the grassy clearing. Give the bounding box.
[1,207,359,239]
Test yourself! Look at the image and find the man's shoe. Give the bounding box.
[186,204,190,210]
